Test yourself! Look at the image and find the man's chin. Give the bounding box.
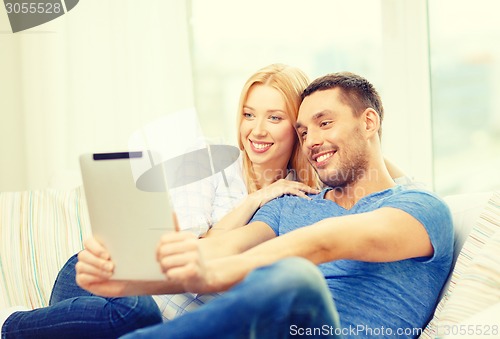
[317,169,353,189]
[322,181,348,189]
[318,175,345,189]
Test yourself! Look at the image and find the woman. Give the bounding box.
[0,64,322,339]
[151,63,322,320]
[203,63,320,237]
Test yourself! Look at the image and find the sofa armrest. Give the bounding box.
[0,187,92,308]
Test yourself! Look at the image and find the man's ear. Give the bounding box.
[363,108,380,137]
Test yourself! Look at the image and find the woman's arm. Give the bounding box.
[204,179,319,237]
[384,158,407,180]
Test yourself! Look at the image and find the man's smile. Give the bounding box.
[312,150,336,167]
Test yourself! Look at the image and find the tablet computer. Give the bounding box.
[79,151,175,280]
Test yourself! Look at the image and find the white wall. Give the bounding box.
[0,35,26,190]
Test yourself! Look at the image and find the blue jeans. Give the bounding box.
[1,254,162,339]
[122,257,342,339]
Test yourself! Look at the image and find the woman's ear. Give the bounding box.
[363,108,380,137]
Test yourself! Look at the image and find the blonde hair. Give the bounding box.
[236,64,318,193]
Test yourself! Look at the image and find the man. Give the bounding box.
[77,72,453,338]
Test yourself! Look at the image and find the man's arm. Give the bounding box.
[77,204,435,296]
[162,207,433,294]
[240,207,433,266]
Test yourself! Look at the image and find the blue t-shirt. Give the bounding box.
[251,185,453,337]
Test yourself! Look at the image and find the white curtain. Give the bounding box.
[0,0,194,191]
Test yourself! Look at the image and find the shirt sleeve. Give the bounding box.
[249,197,284,236]
[382,190,454,262]
[169,176,216,236]
[209,159,248,225]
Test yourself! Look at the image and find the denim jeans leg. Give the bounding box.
[122,257,341,339]
[2,253,162,339]
[49,253,92,304]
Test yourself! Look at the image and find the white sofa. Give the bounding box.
[1,188,499,337]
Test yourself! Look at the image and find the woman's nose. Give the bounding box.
[251,119,267,137]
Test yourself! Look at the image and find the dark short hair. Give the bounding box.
[301,72,384,137]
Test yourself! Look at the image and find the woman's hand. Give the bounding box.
[251,179,320,207]
[75,237,132,296]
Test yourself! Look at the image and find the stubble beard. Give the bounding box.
[317,147,368,189]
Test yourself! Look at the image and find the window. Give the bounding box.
[429,0,500,194]
[188,0,383,144]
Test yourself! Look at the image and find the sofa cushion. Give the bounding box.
[420,191,499,338]
[439,192,494,299]
[0,187,91,308]
[435,228,500,337]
